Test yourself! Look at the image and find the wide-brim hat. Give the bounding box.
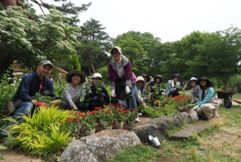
[196,76,212,87]
[141,74,150,82]
[110,46,122,55]
[66,70,86,83]
[154,75,163,82]
[136,76,145,83]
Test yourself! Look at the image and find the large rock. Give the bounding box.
[176,112,190,125]
[188,109,199,121]
[133,116,183,144]
[60,129,141,162]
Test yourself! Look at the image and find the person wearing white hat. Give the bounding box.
[88,73,110,111]
[135,76,147,107]
[189,77,200,104]
[108,46,137,111]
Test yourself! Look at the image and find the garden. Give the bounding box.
[0,68,197,161]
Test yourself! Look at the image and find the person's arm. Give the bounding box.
[19,76,34,102]
[108,63,116,89]
[46,80,56,99]
[135,88,143,104]
[63,85,77,109]
[124,60,132,87]
[195,87,214,106]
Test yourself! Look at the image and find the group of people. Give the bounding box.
[1,46,220,142]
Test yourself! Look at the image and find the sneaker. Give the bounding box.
[135,116,140,123]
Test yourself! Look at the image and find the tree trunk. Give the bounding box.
[86,52,96,73]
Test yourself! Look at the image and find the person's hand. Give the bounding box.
[194,102,201,107]
[74,109,80,112]
[125,85,130,94]
[37,101,48,107]
[111,89,116,97]
[141,102,146,107]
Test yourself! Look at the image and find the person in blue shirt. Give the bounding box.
[194,76,219,120]
[166,73,181,97]
[1,60,56,140]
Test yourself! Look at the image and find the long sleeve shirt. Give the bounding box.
[190,85,200,104]
[12,71,56,102]
[135,87,143,104]
[63,83,85,107]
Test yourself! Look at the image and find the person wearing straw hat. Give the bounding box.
[61,70,86,111]
[148,74,163,95]
[189,77,200,104]
[166,73,180,97]
[193,76,219,120]
[88,73,110,111]
[108,46,137,111]
[135,76,147,107]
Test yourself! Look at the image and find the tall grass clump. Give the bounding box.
[7,106,74,156]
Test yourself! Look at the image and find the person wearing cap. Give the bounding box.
[108,46,137,111]
[166,73,180,97]
[88,73,110,111]
[135,76,147,107]
[1,60,56,140]
[193,76,219,120]
[61,70,86,111]
[189,77,200,104]
[147,74,163,95]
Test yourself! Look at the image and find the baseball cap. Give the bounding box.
[39,60,53,68]
[93,73,102,79]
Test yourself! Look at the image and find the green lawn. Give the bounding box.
[233,93,241,99]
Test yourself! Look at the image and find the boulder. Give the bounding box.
[176,112,190,125]
[188,109,199,121]
[60,129,141,162]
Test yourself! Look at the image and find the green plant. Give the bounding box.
[33,92,53,103]
[99,106,115,126]
[53,78,67,98]
[80,111,97,131]
[5,106,74,157]
[127,109,138,121]
[113,103,129,123]
[84,76,93,97]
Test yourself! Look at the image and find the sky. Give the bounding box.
[31,0,241,43]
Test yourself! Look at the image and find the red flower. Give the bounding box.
[74,119,79,123]
[81,114,87,118]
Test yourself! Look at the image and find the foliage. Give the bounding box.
[97,106,115,126]
[0,66,20,114]
[68,53,81,71]
[5,106,73,156]
[113,103,129,123]
[127,109,138,121]
[77,18,112,74]
[53,78,67,98]
[0,7,80,72]
[62,116,80,137]
[84,76,93,97]
[96,66,108,84]
[80,111,97,131]
[33,92,53,103]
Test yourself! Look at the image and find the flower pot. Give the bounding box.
[86,128,95,136]
[100,119,106,127]
[116,121,124,129]
[104,125,113,130]
[128,120,135,126]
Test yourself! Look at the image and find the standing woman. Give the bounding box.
[108,46,137,111]
[194,76,219,120]
[189,77,200,104]
[166,73,180,97]
[61,70,86,111]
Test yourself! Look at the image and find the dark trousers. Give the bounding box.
[168,90,180,97]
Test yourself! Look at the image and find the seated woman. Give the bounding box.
[88,73,110,111]
[194,76,219,120]
[61,70,86,111]
[135,76,147,107]
[148,74,163,95]
[189,77,200,104]
[166,73,180,97]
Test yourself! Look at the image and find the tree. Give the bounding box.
[0,7,80,75]
[77,18,112,74]
[68,54,81,71]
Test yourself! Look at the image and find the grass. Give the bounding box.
[106,105,241,162]
[233,93,241,99]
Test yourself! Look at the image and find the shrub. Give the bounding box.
[6,106,74,156]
